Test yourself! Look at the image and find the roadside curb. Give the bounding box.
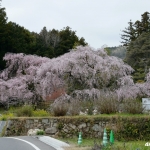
[34,136,70,150]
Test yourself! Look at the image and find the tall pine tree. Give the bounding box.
[121,20,136,46]
[123,12,150,82]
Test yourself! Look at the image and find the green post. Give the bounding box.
[78,132,82,145]
[102,128,108,146]
[110,130,114,144]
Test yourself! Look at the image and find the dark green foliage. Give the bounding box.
[140,12,150,33]
[4,22,34,54]
[121,20,136,46]
[116,117,150,141]
[122,11,150,82]
[55,26,87,56]
[32,26,87,58]
[125,32,150,82]
[0,21,35,70]
[57,122,64,130]
[36,130,45,135]
[0,7,8,70]
[0,5,87,70]
[121,12,150,46]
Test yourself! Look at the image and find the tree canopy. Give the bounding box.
[121,12,150,46]
[121,11,150,82]
[0,46,149,106]
[0,6,87,70]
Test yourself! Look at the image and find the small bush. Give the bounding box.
[0,113,14,120]
[122,98,144,114]
[36,130,45,135]
[68,100,81,115]
[57,122,64,130]
[95,94,119,114]
[0,116,7,121]
[80,100,94,115]
[16,105,33,117]
[52,103,68,116]
[33,109,50,117]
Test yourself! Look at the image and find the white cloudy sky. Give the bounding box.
[2,0,150,48]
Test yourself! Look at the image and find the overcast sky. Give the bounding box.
[2,0,150,48]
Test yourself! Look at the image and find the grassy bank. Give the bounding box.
[59,138,150,150]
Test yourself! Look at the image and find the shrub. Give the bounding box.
[94,93,119,114]
[0,113,14,120]
[80,100,94,115]
[68,100,81,115]
[57,122,64,130]
[52,103,68,116]
[36,130,45,135]
[36,101,53,110]
[16,105,33,117]
[122,98,145,114]
[33,109,50,117]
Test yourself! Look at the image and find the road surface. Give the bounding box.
[0,121,69,150]
[0,136,56,150]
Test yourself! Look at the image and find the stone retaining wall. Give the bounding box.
[5,117,117,138]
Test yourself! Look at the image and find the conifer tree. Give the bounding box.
[121,20,136,46]
[122,11,150,82]
[140,11,150,32]
[134,20,142,37]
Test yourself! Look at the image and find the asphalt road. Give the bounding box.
[0,136,56,150]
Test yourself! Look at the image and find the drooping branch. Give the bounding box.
[0,45,149,106]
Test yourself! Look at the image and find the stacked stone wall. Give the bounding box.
[5,117,116,138]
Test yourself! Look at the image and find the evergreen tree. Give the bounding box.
[140,11,150,32]
[125,32,150,82]
[121,12,150,47]
[55,26,79,56]
[5,22,34,54]
[122,11,150,82]
[134,20,142,37]
[121,20,136,46]
[0,6,7,70]
[0,1,87,70]
[34,26,87,57]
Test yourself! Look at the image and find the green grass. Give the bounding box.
[0,112,14,120]
[0,106,150,149]
[33,109,50,117]
[0,106,50,117]
[58,138,150,150]
[15,105,33,117]
[0,104,149,118]
[88,113,149,117]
